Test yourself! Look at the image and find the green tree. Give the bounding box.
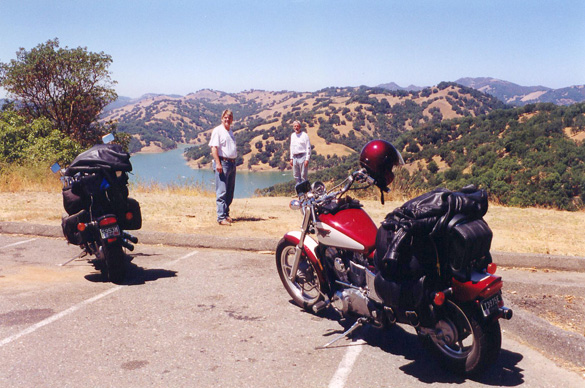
[0,109,83,166]
[0,38,117,146]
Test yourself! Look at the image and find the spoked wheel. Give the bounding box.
[275,239,323,312]
[420,300,502,377]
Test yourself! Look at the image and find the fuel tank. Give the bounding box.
[316,208,377,253]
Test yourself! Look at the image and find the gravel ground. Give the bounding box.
[499,266,585,375]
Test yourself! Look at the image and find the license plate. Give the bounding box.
[100,225,120,239]
[480,293,502,317]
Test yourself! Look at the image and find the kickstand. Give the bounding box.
[58,250,88,266]
[316,318,366,349]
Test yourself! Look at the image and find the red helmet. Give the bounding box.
[359,140,404,189]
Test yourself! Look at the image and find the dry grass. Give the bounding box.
[1,181,583,256]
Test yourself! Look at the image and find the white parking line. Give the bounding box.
[167,250,199,266]
[328,339,366,388]
[0,286,122,347]
[1,238,37,249]
[0,250,199,348]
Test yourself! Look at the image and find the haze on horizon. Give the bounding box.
[1,0,584,99]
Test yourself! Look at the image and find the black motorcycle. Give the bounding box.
[59,143,142,283]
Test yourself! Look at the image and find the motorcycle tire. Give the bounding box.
[420,300,501,377]
[275,239,323,312]
[103,243,126,284]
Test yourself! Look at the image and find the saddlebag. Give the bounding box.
[120,197,142,230]
[375,185,492,283]
[61,209,90,245]
[445,216,493,282]
[62,182,87,216]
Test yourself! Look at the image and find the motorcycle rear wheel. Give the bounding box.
[275,239,323,312]
[421,300,501,377]
[103,243,126,284]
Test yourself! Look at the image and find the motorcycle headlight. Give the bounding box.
[289,199,301,210]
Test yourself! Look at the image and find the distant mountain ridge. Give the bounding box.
[377,77,585,106]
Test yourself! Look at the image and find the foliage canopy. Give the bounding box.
[0,38,118,147]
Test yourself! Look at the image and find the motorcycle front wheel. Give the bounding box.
[420,300,502,377]
[275,239,323,312]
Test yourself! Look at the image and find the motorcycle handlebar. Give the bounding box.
[295,169,376,208]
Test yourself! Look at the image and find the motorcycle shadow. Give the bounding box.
[85,255,177,285]
[309,306,525,386]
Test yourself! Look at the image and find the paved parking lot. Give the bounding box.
[1,235,583,387]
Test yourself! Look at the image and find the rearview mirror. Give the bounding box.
[50,162,61,174]
[295,180,311,195]
[102,133,115,144]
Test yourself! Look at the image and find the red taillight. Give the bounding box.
[433,292,446,306]
[99,217,117,227]
[487,263,497,274]
[478,279,503,299]
[77,223,86,232]
[125,212,133,221]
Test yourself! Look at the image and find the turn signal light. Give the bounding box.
[125,212,134,220]
[77,223,86,232]
[487,263,497,274]
[433,292,446,306]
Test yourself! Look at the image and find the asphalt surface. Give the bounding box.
[1,220,585,376]
[1,235,584,387]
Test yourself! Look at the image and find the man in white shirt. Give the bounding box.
[209,109,237,225]
[289,120,311,185]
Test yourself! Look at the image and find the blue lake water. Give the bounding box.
[129,145,293,198]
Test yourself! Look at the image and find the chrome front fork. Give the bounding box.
[289,204,314,281]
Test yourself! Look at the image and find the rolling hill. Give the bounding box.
[101,82,506,168]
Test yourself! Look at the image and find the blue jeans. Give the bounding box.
[213,160,236,222]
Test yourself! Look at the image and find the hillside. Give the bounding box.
[260,102,585,211]
[101,82,506,166]
[100,82,585,210]
[390,103,585,210]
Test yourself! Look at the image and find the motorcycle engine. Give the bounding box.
[331,288,373,318]
[325,248,368,287]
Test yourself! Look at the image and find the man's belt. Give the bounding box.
[293,153,306,158]
[219,156,236,163]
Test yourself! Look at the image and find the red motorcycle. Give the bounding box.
[276,140,512,377]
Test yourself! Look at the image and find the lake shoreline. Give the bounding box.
[129,145,293,198]
[134,144,288,173]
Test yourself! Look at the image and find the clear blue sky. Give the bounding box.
[1,0,584,98]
